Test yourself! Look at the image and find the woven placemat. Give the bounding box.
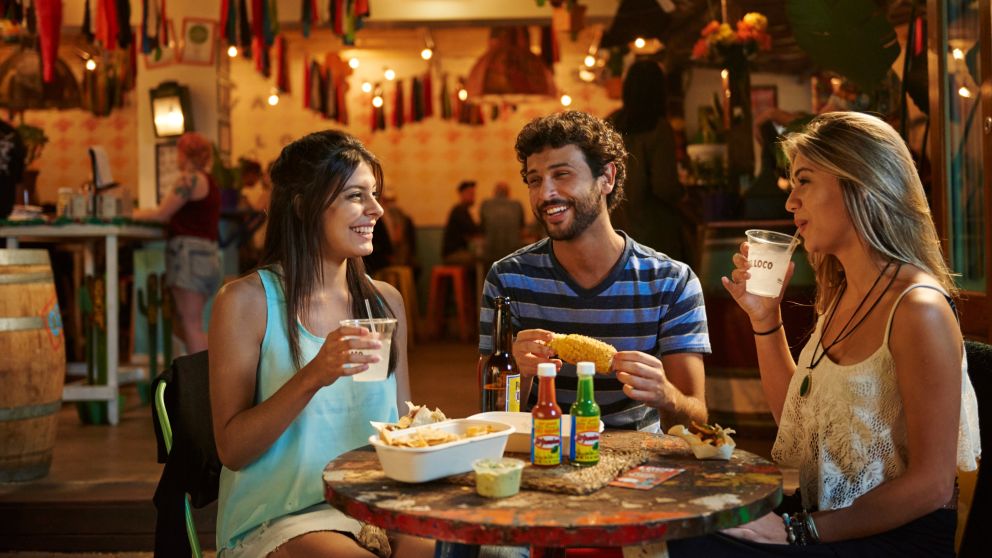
[447,446,649,495]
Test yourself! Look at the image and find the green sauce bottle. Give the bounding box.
[569,361,600,466]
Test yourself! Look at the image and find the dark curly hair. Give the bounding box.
[514,110,628,212]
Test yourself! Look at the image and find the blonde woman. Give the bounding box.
[669,111,980,556]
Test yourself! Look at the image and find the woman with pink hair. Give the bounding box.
[134,131,221,353]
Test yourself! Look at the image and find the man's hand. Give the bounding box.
[721,512,788,544]
[613,351,677,408]
[512,329,562,378]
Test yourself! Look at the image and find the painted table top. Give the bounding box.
[324,430,782,548]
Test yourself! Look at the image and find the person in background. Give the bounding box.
[441,180,481,266]
[208,130,433,558]
[481,111,710,432]
[133,132,220,354]
[479,181,525,271]
[237,158,269,272]
[669,111,980,556]
[380,192,419,274]
[607,59,688,262]
[0,118,26,219]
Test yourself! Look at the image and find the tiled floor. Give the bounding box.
[1,340,787,554]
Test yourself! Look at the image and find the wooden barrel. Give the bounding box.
[0,249,66,482]
[698,227,816,439]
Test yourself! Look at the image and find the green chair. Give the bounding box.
[155,378,203,558]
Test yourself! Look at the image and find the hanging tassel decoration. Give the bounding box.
[115,0,132,49]
[302,54,312,109]
[83,0,95,43]
[35,0,62,83]
[539,25,559,70]
[141,0,161,53]
[238,0,252,57]
[275,35,289,93]
[393,80,404,129]
[439,74,451,120]
[423,71,433,118]
[410,77,422,123]
[160,0,168,45]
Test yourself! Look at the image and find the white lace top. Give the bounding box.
[772,284,981,511]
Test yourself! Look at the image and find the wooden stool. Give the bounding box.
[373,265,419,347]
[426,265,474,342]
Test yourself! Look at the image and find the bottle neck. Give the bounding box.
[576,375,594,402]
[493,301,512,353]
[537,375,557,406]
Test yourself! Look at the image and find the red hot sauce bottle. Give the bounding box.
[531,363,562,467]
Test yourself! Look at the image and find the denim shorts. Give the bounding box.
[218,503,364,558]
[166,236,221,295]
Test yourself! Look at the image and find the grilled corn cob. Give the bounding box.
[548,333,616,373]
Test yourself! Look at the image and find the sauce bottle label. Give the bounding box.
[531,418,562,465]
[505,374,520,412]
[571,415,600,464]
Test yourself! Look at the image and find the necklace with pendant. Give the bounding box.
[801,261,902,397]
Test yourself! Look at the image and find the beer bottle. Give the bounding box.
[481,296,521,412]
[531,363,562,467]
[569,361,600,466]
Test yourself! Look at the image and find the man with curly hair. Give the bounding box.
[478,111,710,431]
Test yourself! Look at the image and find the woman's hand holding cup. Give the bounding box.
[721,241,795,329]
[303,326,382,390]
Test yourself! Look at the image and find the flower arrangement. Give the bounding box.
[691,12,772,63]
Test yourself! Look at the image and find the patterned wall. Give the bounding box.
[24,107,138,205]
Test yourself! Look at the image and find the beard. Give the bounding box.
[535,188,604,241]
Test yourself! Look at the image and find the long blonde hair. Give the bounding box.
[780,111,955,313]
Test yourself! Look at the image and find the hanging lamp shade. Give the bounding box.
[0,44,81,111]
[600,0,672,49]
[465,26,556,102]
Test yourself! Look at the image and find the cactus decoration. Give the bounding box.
[159,273,173,368]
[138,273,161,379]
[78,276,94,385]
[90,277,108,386]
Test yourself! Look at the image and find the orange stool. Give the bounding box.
[373,265,419,347]
[426,265,475,342]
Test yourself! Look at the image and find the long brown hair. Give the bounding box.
[260,130,396,370]
[781,111,956,313]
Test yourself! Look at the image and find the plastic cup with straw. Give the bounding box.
[744,229,800,298]
[340,299,397,382]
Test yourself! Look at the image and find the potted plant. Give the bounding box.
[14,122,47,205]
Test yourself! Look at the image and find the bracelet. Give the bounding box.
[753,322,783,336]
[802,510,821,544]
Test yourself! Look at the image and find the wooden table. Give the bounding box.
[324,431,782,557]
[0,223,163,425]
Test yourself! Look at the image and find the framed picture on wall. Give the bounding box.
[155,142,180,203]
[180,18,217,66]
[143,20,177,69]
[751,85,779,120]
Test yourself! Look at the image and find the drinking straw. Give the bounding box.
[363,298,378,335]
[789,229,801,251]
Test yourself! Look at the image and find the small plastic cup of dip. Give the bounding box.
[472,457,525,498]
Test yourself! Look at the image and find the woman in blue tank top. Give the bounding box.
[207,131,434,558]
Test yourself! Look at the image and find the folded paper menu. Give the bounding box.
[609,465,683,490]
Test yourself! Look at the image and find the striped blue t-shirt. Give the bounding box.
[479,232,711,430]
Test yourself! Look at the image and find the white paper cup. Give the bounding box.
[745,229,797,298]
[339,318,397,382]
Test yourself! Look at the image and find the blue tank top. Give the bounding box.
[216,268,399,550]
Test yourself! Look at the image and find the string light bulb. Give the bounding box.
[720,69,729,79]
[421,48,433,61]
[560,94,572,107]
[633,37,646,49]
[952,48,965,60]
[348,57,360,69]
[578,68,596,82]
[267,92,280,106]
[361,81,373,93]
[959,86,973,98]
[457,88,468,102]
[227,45,238,58]
[85,59,97,71]
[372,95,384,108]
[384,68,396,81]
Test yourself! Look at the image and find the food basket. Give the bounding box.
[468,411,604,455]
[369,419,514,483]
